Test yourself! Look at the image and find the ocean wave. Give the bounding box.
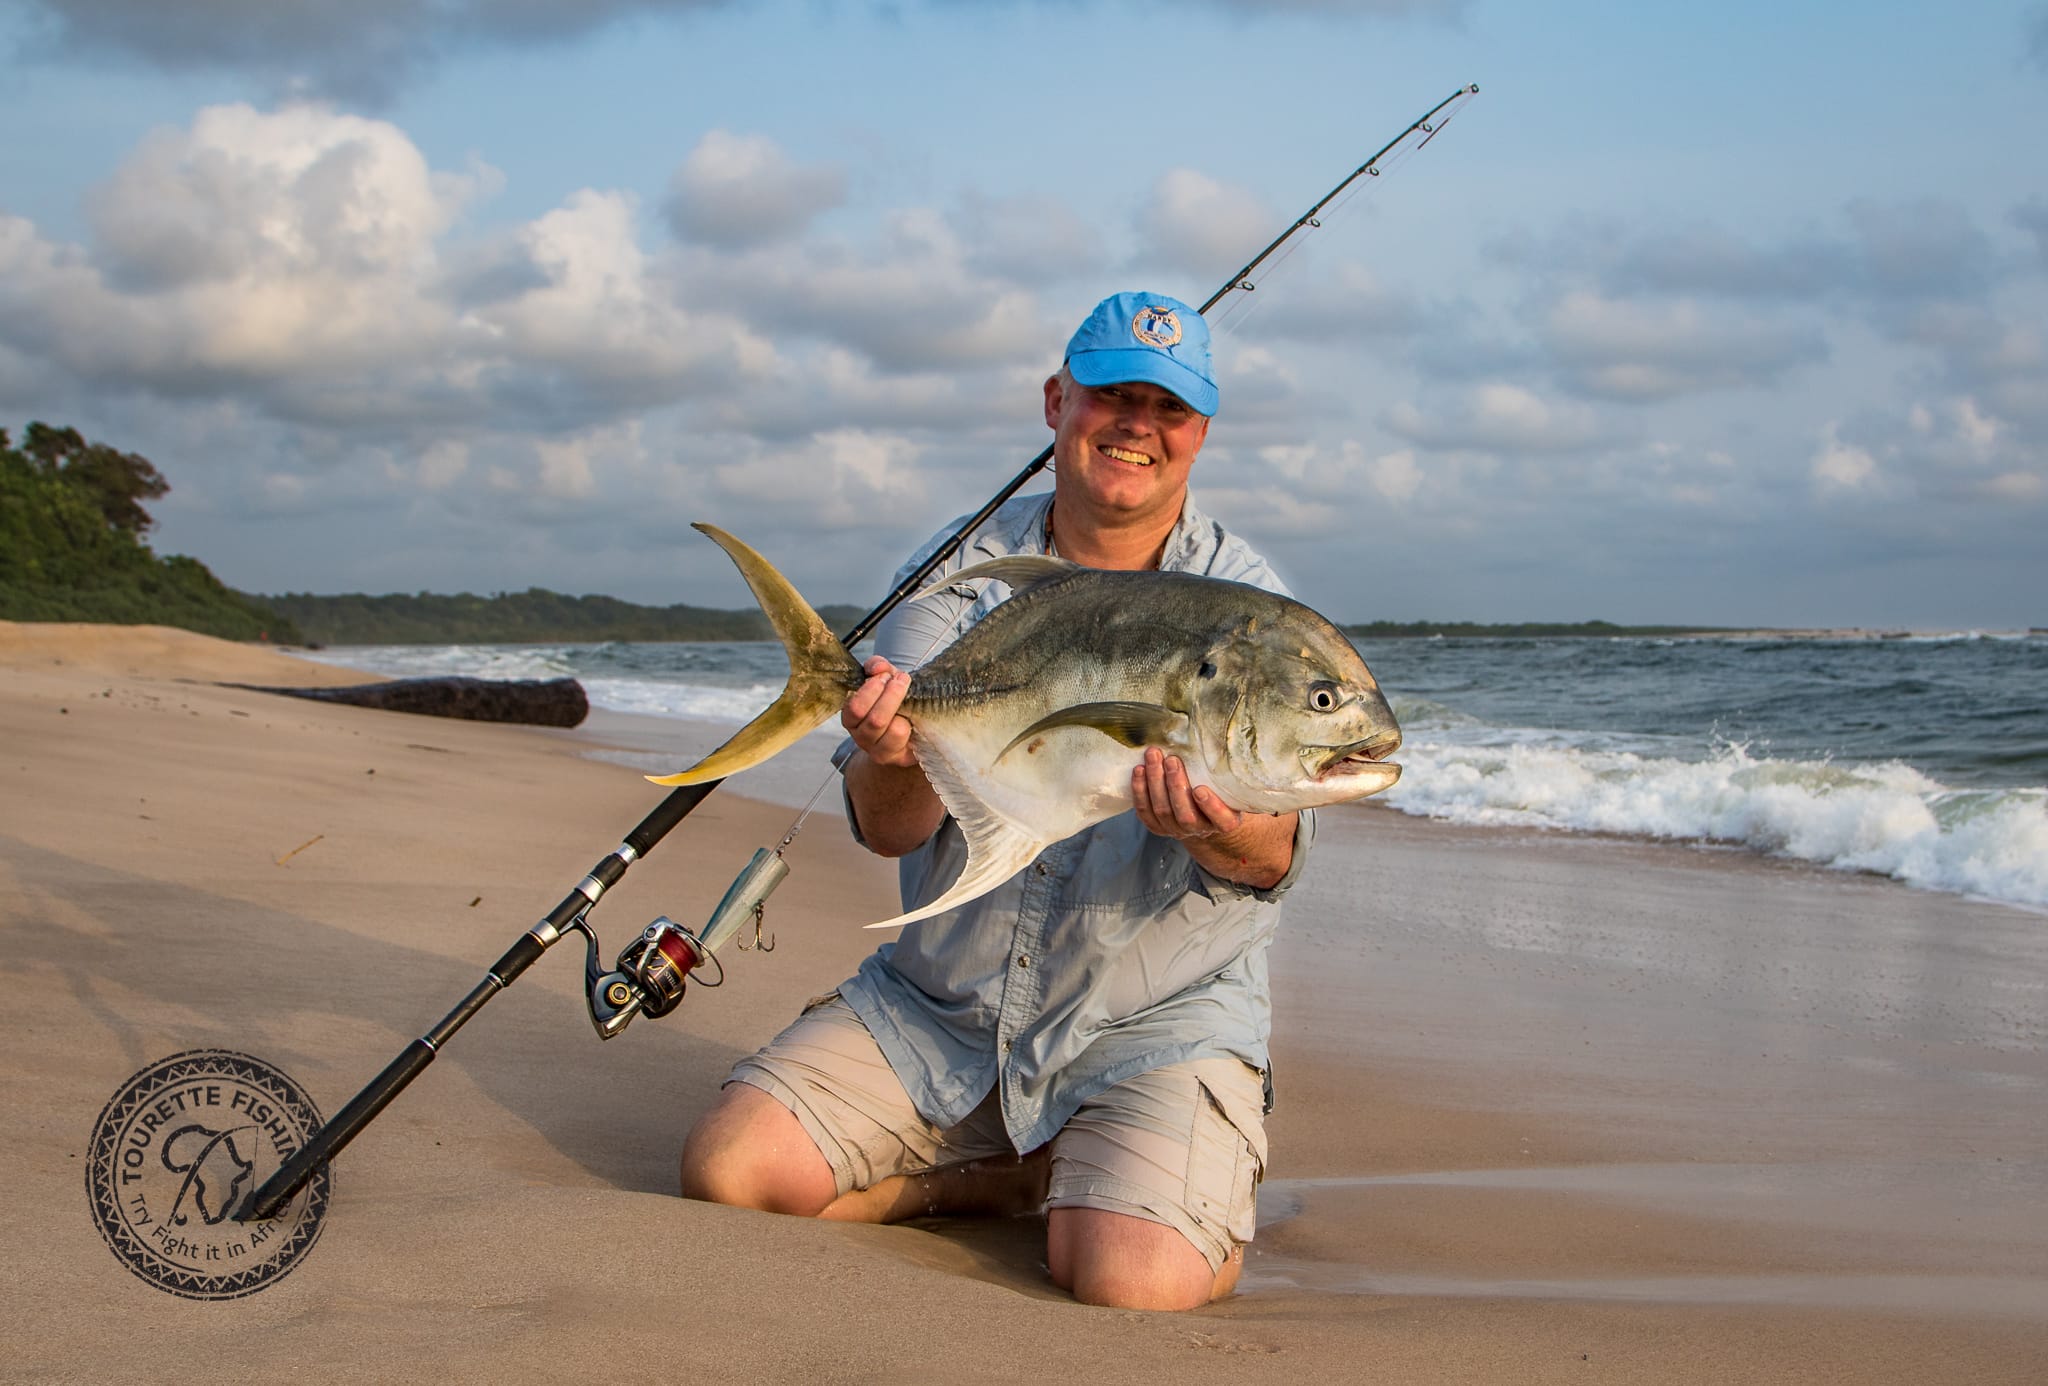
[299,643,580,681]
[1383,740,2048,909]
[582,676,781,722]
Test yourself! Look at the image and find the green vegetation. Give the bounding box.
[1,422,300,642]
[1345,619,1735,639]
[262,589,870,646]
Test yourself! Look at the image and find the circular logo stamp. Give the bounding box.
[1130,304,1183,348]
[85,1049,331,1300]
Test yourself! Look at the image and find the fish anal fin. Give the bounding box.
[862,731,1048,930]
[998,701,1187,761]
[862,821,1043,930]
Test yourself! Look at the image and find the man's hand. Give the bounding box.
[842,655,917,769]
[1131,747,1297,890]
[841,655,945,857]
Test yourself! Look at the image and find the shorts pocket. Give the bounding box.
[1188,1079,1262,1244]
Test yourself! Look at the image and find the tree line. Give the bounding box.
[1,422,299,641]
[262,588,869,646]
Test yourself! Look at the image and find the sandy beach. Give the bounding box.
[3,620,2044,1384]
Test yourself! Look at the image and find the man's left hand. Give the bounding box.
[1131,746,1242,840]
[1131,747,1297,890]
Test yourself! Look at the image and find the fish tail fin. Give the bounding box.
[645,524,864,786]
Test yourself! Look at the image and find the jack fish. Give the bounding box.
[652,524,1402,929]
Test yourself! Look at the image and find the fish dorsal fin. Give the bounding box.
[864,732,1047,930]
[998,701,1188,761]
[909,554,1079,604]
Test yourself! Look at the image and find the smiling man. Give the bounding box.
[679,292,1313,1310]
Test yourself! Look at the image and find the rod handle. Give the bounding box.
[236,1037,437,1222]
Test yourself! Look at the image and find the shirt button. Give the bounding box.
[1035,862,1049,876]
[1016,955,1030,969]
[1002,1039,1013,1053]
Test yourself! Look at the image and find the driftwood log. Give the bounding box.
[226,676,589,728]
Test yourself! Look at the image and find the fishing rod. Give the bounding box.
[236,83,1480,1225]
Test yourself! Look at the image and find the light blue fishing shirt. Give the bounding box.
[833,490,1317,1154]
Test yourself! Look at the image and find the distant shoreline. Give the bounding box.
[1359,626,2040,641]
[277,624,2041,647]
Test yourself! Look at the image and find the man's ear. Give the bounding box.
[1043,373,1065,429]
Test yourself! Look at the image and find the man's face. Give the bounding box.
[1042,372,1211,526]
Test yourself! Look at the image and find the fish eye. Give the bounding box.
[1199,661,1217,680]
[1308,681,1341,712]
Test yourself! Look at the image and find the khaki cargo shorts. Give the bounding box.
[729,994,1267,1272]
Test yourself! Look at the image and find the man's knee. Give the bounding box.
[1046,1207,1237,1311]
[678,1082,837,1216]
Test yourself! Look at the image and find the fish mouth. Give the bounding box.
[1311,730,1403,782]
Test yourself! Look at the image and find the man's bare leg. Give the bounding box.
[679,1084,1048,1224]
[1046,1207,1241,1311]
[679,1084,837,1214]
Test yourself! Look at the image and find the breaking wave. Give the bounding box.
[1380,730,2048,910]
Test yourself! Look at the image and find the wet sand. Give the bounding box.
[2,621,2044,1383]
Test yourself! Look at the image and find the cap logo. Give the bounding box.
[1131,305,1183,348]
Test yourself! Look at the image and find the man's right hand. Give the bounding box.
[840,655,945,856]
[842,655,918,769]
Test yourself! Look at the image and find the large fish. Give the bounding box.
[652,524,1402,929]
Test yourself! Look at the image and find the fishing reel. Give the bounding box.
[575,846,790,1040]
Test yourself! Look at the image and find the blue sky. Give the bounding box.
[2,0,2044,627]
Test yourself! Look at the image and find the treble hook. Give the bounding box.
[738,901,775,953]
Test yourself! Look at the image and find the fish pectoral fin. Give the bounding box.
[997,702,1187,761]
[909,555,1079,604]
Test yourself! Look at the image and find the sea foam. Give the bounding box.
[1383,738,2048,909]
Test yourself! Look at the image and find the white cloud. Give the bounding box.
[1982,471,2045,501]
[416,440,469,489]
[1133,168,1274,278]
[1386,382,1615,454]
[1541,289,1827,401]
[1369,448,1422,500]
[0,103,779,433]
[711,427,931,527]
[1,105,475,389]
[1812,425,1878,491]
[663,130,846,248]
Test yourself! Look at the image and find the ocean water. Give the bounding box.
[303,633,2048,912]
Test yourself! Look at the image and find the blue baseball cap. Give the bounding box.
[1063,291,1218,417]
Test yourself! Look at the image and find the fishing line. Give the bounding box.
[1205,103,1459,342]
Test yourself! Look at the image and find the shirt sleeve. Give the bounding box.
[1185,806,1318,904]
[834,523,982,846]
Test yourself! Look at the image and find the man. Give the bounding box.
[680,291,1314,1311]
